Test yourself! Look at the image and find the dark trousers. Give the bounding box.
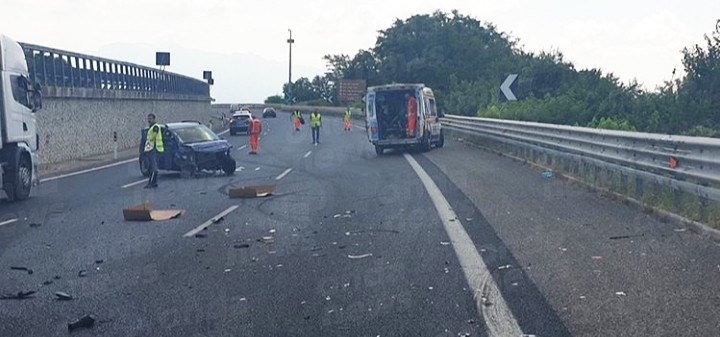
[311,127,320,144]
[147,149,159,186]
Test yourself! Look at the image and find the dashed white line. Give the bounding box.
[0,218,19,227]
[183,205,239,237]
[121,179,147,189]
[40,158,136,183]
[275,168,293,180]
[237,145,248,151]
[303,151,312,158]
[255,167,261,171]
[218,129,229,136]
[403,153,524,337]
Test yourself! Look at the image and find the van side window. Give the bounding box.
[10,75,31,109]
[425,98,437,117]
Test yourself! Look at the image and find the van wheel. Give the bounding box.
[4,154,32,201]
[222,158,237,176]
[437,130,445,148]
[375,145,384,156]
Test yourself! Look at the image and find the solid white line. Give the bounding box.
[40,158,136,183]
[275,168,293,180]
[0,218,19,227]
[183,205,239,238]
[403,153,524,337]
[237,145,247,151]
[303,151,312,158]
[121,179,147,189]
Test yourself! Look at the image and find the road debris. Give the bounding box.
[224,269,231,273]
[674,228,687,232]
[29,223,42,228]
[541,171,553,179]
[55,291,73,301]
[333,214,341,218]
[10,266,33,275]
[348,253,373,259]
[78,270,87,278]
[229,184,275,198]
[615,291,627,296]
[95,259,104,264]
[0,290,36,300]
[262,236,275,244]
[559,247,568,252]
[440,241,451,246]
[325,296,331,301]
[269,229,276,233]
[194,233,207,238]
[196,249,205,253]
[481,295,492,306]
[498,264,512,270]
[233,244,250,249]
[67,314,95,332]
[123,202,184,221]
[42,280,53,286]
[54,275,61,280]
[609,234,644,240]
[212,217,224,224]
[591,256,603,260]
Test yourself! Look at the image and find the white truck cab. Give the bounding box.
[0,34,42,200]
[365,83,444,155]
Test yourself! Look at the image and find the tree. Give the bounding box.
[264,95,283,104]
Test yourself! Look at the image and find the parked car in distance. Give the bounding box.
[139,122,236,178]
[262,107,277,118]
[230,110,252,135]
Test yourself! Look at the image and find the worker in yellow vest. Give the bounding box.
[144,113,164,188]
[310,110,322,145]
[343,108,352,131]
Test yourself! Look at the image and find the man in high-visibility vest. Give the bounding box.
[310,110,322,145]
[144,113,164,188]
[406,93,418,138]
[292,110,302,131]
[343,108,352,131]
[249,114,262,155]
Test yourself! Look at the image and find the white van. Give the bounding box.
[365,83,444,155]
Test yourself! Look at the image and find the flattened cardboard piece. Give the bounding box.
[229,184,276,198]
[123,202,184,221]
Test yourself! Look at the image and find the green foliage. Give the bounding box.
[682,125,720,137]
[586,117,637,131]
[264,95,283,104]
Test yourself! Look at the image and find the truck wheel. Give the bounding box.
[437,130,445,148]
[421,132,431,152]
[180,165,196,179]
[375,145,384,156]
[4,154,32,201]
[222,158,237,176]
[230,131,236,136]
[139,156,151,177]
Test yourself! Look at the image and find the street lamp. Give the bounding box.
[287,29,294,103]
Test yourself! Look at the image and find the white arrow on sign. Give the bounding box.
[501,74,518,101]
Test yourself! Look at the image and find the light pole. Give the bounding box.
[287,29,294,103]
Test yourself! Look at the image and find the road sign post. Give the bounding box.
[338,79,366,103]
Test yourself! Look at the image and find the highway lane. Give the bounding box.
[0,111,718,336]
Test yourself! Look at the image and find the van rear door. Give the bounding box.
[365,92,378,142]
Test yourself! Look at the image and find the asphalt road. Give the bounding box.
[0,111,718,336]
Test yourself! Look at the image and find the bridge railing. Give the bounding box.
[442,114,720,204]
[20,43,208,97]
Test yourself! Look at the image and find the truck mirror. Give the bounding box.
[31,91,42,112]
[17,76,29,90]
[33,82,42,92]
[438,110,445,118]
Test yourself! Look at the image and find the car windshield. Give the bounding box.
[173,125,219,144]
[234,115,250,120]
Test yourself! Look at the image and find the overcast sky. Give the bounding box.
[1,0,718,102]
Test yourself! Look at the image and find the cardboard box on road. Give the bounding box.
[123,202,184,221]
[229,184,276,198]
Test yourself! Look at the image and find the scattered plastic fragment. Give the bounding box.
[42,280,53,286]
[0,290,36,300]
[333,214,341,218]
[224,269,231,273]
[269,229,276,234]
[212,217,224,224]
[10,266,33,275]
[440,241,451,246]
[78,270,87,278]
[95,260,104,264]
[674,228,687,232]
[233,244,250,249]
[591,256,602,260]
[428,286,434,290]
[559,247,567,252]
[498,264,512,270]
[195,233,207,238]
[67,314,95,332]
[29,223,42,228]
[541,171,553,179]
[196,249,205,253]
[615,291,627,296]
[239,297,247,301]
[325,296,331,301]
[348,253,373,259]
[55,292,73,301]
[262,236,275,244]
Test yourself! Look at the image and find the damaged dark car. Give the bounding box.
[139,122,236,178]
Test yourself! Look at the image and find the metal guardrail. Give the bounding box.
[442,114,720,196]
[20,43,209,97]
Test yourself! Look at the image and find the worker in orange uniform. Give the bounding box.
[406,93,418,138]
[249,114,262,155]
[343,107,352,131]
[292,110,302,131]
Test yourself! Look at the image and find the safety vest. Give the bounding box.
[345,110,352,120]
[251,118,262,135]
[293,110,301,119]
[310,113,322,128]
[144,123,164,153]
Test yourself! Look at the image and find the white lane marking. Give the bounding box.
[183,205,239,237]
[218,129,229,136]
[237,145,248,151]
[121,179,147,189]
[40,158,136,183]
[303,151,312,158]
[403,153,524,337]
[353,125,365,130]
[0,218,19,227]
[275,168,293,181]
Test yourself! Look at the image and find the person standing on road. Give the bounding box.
[310,110,322,146]
[292,109,302,131]
[143,113,164,189]
[249,114,262,155]
[406,93,418,138]
[343,107,352,131]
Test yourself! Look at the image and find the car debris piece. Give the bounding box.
[498,264,512,270]
[615,291,627,296]
[95,260,104,264]
[262,236,275,244]
[269,229,276,233]
[674,228,687,232]
[54,275,61,280]
[212,217,224,224]
[42,280,53,286]
[78,270,87,277]
[196,249,205,253]
[348,253,373,259]
[195,233,207,238]
[333,214,341,218]
[0,290,36,300]
[440,241,450,246]
[233,244,250,249]
[67,314,95,332]
[29,223,42,228]
[541,171,553,179]
[55,291,73,301]
[122,202,184,221]
[229,184,276,198]
[10,266,33,274]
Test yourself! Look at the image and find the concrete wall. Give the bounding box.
[38,87,211,165]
